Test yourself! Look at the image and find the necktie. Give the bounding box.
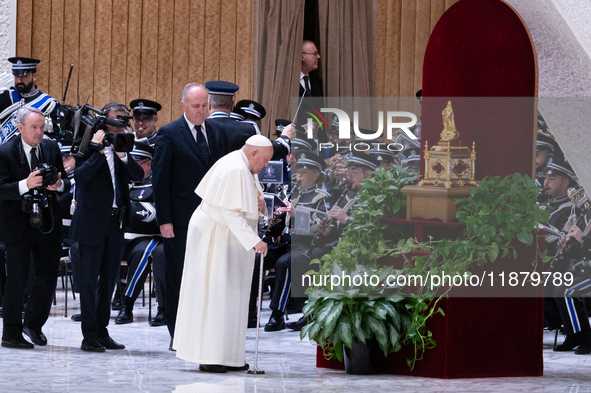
[30,146,40,171]
[303,75,311,97]
[195,125,210,165]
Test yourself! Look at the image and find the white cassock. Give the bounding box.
[173,149,263,367]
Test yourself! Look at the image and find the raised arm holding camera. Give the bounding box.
[0,107,69,349]
[69,103,143,352]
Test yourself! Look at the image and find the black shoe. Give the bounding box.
[149,312,166,327]
[115,308,133,324]
[286,316,307,331]
[575,344,591,354]
[81,340,106,352]
[248,318,258,329]
[1,336,34,349]
[169,339,176,352]
[555,333,581,351]
[264,313,285,332]
[227,363,249,371]
[71,313,82,322]
[23,327,47,346]
[199,364,227,373]
[96,336,125,350]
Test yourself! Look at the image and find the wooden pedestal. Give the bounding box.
[401,185,473,222]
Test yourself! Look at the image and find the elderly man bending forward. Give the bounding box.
[173,135,272,373]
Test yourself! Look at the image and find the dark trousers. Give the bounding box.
[72,215,124,343]
[268,251,292,313]
[163,226,188,338]
[122,238,163,308]
[151,243,166,314]
[0,242,6,307]
[249,243,289,317]
[2,229,60,340]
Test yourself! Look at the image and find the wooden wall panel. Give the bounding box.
[203,0,222,82]
[110,0,129,106]
[172,0,190,120]
[31,0,51,93]
[78,0,96,106]
[16,0,251,124]
[125,0,142,107]
[17,0,33,57]
[156,0,174,123]
[93,0,113,107]
[63,0,80,105]
[139,0,158,102]
[49,0,64,102]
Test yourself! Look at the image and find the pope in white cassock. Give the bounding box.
[173,135,272,373]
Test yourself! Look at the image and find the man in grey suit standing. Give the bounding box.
[152,83,226,345]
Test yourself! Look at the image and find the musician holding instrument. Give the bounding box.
[540,158,591,353]
[285,151,380,331]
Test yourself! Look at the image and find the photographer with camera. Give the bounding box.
[69,103,143,352]
[0,107,68,349]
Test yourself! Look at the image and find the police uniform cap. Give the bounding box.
[537,115,547,133]
[205,80,239,96]
[236,99,266,120]
[292,138,316,152]
[546,156,575,180]
[131,138,154,160]
[370,149,396,163]
[130,99,162,117]
[536,132,555,153]
[8,57,40,76]
[401,147,420,161]
[346,151,380,171]
[294,151,326,171]
[275,119,291,134]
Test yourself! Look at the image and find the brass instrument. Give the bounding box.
[303,185,356,259]
[550,186,591,267]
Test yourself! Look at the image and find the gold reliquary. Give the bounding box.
[418,101,477,188]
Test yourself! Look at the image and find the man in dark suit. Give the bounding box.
[69,103,143,352]
[300,40,323,98]
[0,107,69,348]
[152,83,226,342]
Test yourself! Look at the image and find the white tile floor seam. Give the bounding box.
[1,283,591,392]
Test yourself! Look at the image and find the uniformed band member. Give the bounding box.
[0,57,59,144]
[235,99,266,132]
[536,133,557,189]
[115,139,166,327]
[370,149,396,170]
[130,99,162,144]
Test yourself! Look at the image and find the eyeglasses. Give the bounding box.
[302,51,320,56]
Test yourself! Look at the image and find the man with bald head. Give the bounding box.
[152,83,227,342]
[173,135,272,373]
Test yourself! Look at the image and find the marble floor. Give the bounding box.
[1,283,591,393]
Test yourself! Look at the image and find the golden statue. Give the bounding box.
[439,101,459,141]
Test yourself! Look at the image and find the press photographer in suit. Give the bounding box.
[69,103,143,352]
[0,107,69,349]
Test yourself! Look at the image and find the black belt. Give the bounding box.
[110,208,120,216]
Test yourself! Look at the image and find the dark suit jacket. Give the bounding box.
[0,135,69,243]
[69,149,143,247]
[152,116,226,230]
[299,72,324,98]
[208,116,290,160]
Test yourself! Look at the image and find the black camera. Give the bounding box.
[37,163,59,187]
[69,105,135,155]
[22,188,48,228]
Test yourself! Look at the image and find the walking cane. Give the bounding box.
[248,252,265,374]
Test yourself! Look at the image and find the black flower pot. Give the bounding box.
[343,338,374,375]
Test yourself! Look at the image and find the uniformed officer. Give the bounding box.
[235,99,266,132]
[370,148,397,170]
[129,99,162,145]
[536,133,557,188]
[0,57,59,144]
[115,139,166,326]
